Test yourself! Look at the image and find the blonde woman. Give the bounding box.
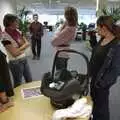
[51,6,78,71]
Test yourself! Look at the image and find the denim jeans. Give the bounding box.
[9,58,32,88]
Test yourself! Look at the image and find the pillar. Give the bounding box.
[96,0,108,17]
[0,0,17,58]
[0,0,17,29]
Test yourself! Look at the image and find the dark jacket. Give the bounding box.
[0,50,14,96]
[94,41,120,89]
[29,21,43,39]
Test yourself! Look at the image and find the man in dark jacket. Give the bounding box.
[29,14,44,60]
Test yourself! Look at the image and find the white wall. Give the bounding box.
[26,8,96,26]
[0,0,16,56]
[0,0,17,30]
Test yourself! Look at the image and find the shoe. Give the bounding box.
[37,56,40,60]
[32,56,36,60]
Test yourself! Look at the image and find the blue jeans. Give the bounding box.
[9,58,32,88]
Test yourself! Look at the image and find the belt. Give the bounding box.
[9,57,26,62]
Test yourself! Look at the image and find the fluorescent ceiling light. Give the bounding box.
[108,0,120,1]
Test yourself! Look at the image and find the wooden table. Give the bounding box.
[0,81,91,120]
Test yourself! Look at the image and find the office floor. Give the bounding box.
[27,30,91,81]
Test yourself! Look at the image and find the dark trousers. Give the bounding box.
[91,83,110,120]
[9,58,32,88]
[89,36,97,48]
[55,57,68,71]
[31,38,41,57]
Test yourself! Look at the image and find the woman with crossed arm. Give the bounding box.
[2,14,32,88]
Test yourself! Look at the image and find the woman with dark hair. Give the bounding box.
[2,14,32,88]
[51,6,78,70]
[89,16,120,120]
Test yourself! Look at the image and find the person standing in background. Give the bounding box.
[51,6,78,71]
[88,30,97,48]
[29,14,44,60]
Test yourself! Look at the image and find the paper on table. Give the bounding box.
[21,86,42,99]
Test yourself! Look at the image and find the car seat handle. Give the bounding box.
[51,49,89,79]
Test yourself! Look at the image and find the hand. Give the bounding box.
[60,22,67,31]
[25,42,30,48]
[20,50,24,54]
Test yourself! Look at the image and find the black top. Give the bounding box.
[0,50,14,96]
[89,38,118,79]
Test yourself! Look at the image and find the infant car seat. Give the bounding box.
[40,49,89,109]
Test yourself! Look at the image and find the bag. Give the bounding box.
[40,49,89,109]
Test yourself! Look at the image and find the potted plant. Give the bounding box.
[17,6,32,36]
[102,6,120,22]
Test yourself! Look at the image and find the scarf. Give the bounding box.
[5,28,21,46]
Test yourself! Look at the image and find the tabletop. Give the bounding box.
[0,81,91,120]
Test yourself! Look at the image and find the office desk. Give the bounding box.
[0,81,91,120]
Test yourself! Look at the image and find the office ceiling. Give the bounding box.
[16,0,96,9]
[16,0,120,6]
[16,0,120,15]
